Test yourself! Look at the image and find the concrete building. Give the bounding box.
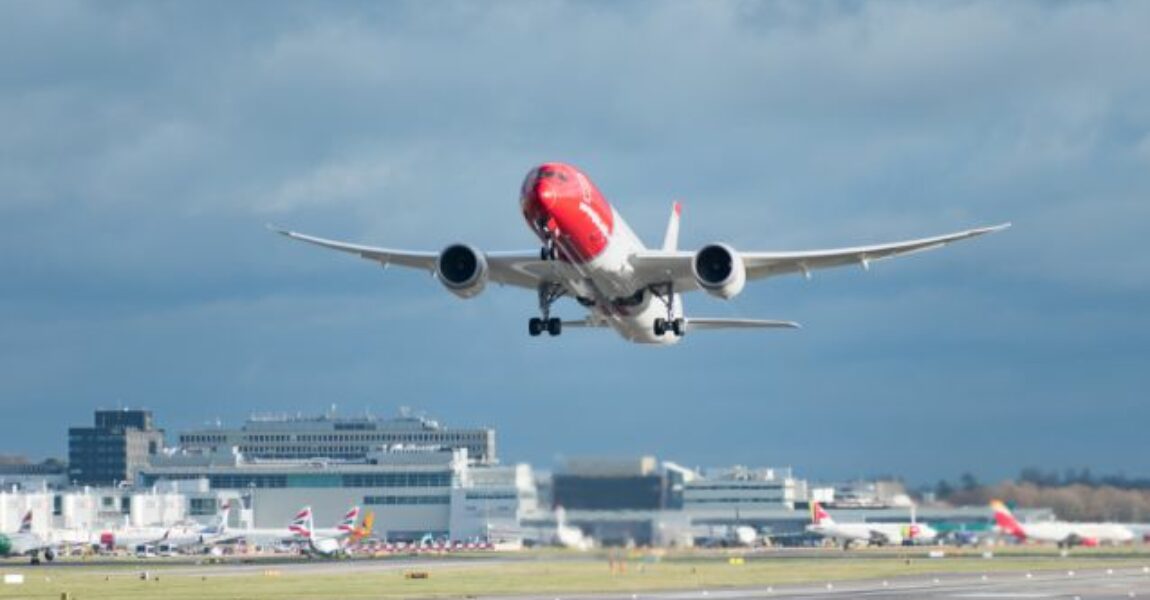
[552,457,673,511]
[177,411,496,465]
[67,409,165,486]
[683,466,806,511]
[139,445,533,542]
[0,487,191,533]
[0,461,68,490]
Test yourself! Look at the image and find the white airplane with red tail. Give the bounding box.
[991,500,1134,548]
[274,162,1008,344]
[806,501,937,549]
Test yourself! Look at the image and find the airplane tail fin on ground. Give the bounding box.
[19,510,33,533]
[213,500,233,533]
[289,506,313,539]
[811,502,834,525]
[349,512,375,544]
[685,318,801,331]
[662,201,681,251]
[991,500,1026,540]
[337,506,361,534]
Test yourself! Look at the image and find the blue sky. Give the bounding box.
[1,1,1148,484]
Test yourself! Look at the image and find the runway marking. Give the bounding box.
[947,588,1053,593]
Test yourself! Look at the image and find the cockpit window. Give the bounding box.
[538,167,567,182]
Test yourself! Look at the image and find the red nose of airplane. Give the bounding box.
[534,178,559,210]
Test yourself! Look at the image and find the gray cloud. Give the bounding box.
[0,1,1147,482]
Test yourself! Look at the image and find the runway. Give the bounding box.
[21,554,520,577]
[485,567,1150,600]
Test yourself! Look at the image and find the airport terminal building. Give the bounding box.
[1,408,1059,547]
[177,412,496,465]
[138,445,536,542]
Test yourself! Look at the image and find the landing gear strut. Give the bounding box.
[540,240,557,261]
[529,282,565,337]
[650,283,684,337]
[538,225,558,261]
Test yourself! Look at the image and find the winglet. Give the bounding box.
[662,201,682,251]
[266,223,292,237]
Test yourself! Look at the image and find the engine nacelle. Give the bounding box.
[692,243,746,299]
[436,244,488,299]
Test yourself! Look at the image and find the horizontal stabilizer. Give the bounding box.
[686,318,800,331]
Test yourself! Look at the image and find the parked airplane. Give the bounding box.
[0,511,57,564]
[273,162,1008,344]
[991,500,1134,547]
[553,507,591,551]
[161,500,236,549]
[806,502,937,549]
[288,506,372,558]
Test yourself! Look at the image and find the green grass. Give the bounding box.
[2,548,1149,599]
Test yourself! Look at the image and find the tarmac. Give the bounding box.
[488,567,1150,600]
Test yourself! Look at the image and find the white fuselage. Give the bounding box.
[2,532,51,557]
[808,521,937,546]
[1019,522,1134,545]
[556,208,683,345]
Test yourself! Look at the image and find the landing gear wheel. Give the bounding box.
[530,282,567,338]
[649,283,682,338]
[539,238,557,261]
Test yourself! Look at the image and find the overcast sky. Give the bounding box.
[2,1,1148,484]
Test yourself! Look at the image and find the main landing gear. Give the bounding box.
[529,282,565,337]
[650,283,685,338]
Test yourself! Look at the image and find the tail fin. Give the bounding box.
[555,505,567,528]
[990,500,1026,540]
[289,506,313,539]
[662,201,682,251]
[349,512,375,544]
[214,500,233,533]
[810,501,834,525]
[337,506,360,534]
[19,510,33,533]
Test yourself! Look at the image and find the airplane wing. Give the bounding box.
[271,227,569,290]
[685,318,800,331]
[629,223,1010,291]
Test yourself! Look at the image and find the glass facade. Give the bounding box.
[140,470,453,489]
[363,495,450,505]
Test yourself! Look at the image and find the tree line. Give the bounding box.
[931,469,1150,522]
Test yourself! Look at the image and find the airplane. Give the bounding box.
[288,506,372,558]
[272,162,1009,345]
[160,500,237,549]
[806,501,937,549]
[991,500,1134,548]
[0,511,58,564]
[553,506,592,551]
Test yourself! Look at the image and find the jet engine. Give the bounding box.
[692,243,746,299]
[436,244,488,298]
